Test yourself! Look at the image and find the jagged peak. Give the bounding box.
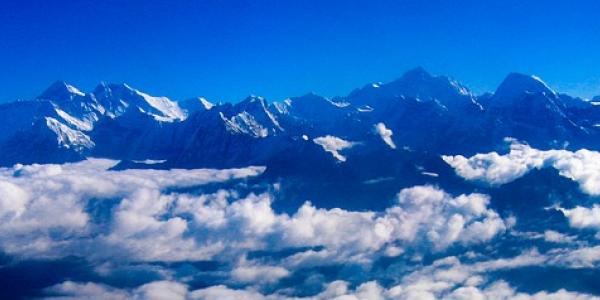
[179,97,214,113]
[196,97,214,110]
[93,82,135,95]
[291,92,328,102]
[236,95,269,111]
[39,81,86,100]
[347,67,472,105]
[396,67,470,96]
[240,94,266,104]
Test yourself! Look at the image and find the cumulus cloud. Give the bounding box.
[374,122,396,149]
[0,158,510,294]
[0,181,29,221]
[443,139,600,195]
[47,280,600,300]
[191,280,600,299]
[313,135,355,162]
[543,230,576,244]
[230,259,290,285]
[558,205,600,231]
[269,185,507,266]
[0,159,265,259]
[19,160,600,299]
[45,280,187,300]
[45,253,600,300]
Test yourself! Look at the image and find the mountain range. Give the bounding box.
[3,68,600,210]
[2,67,599,168]
[5,68,600,299]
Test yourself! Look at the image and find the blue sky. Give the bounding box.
[1,0,600,103]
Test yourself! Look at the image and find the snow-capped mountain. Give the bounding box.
[5,68,600,299]
[1,68,599,169]
[0,81,186,165]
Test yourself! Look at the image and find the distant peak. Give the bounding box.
[401,66,432,80]
[198,97,214,110]
[495,72,556,98]
[93,82,134,95]
[179,97,214,112]
[294,92,326,100]
[246,94,264,100]
[39,81,85,100]
[239,95,266,105]
[48,80,69,89]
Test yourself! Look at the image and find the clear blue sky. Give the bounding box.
[1,0,600,103]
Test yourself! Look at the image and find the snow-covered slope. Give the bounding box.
[92,82,185,122]
[179,97,214,115]
[1,68,599,167]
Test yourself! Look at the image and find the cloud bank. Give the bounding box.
[443,139,600,195]
[0,158,507,263]
[3,158,600,299]
[46,251,600,300]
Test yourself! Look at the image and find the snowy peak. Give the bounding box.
[45,117,95,151]
[494,73,556,99]
[92,82,132,96]
[216,95,283,137]
[92,82,184,122]
[391,67,472,98]
[38,81,86,101]
[236,95,268,109]
[282,93,349,118]
[234,95,275,120]
[399,66,433,82]
[179,97,214,115]
[132,89,185,122]
[4,69,600,168]
[346,67,473,109]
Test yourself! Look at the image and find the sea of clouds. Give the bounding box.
[2,149,600,299]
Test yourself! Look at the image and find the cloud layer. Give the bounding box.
[0,158,507,263]
[3,158,600,299]
[443,140,600,195]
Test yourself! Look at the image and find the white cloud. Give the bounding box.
[443,140,600,195]
[190,285,266,300]
[374,122,396,149]
[5,147,600,298]
[273,185,506,265]
[6,160,573,300]
[45,280,187,300]
[0,159,265,259]
[40,243,600,299]
[0,181,29,221]
[513,230,576,244]
[558,205,600,231]
[133,281,188,300]
[313,135,355,162]
[543,230,576,244]
[45,281,129,300]
[44,253,600,299]
[230,259,290,285]
[0,158,508,288]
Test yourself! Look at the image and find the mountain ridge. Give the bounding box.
[1,68,599,170]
